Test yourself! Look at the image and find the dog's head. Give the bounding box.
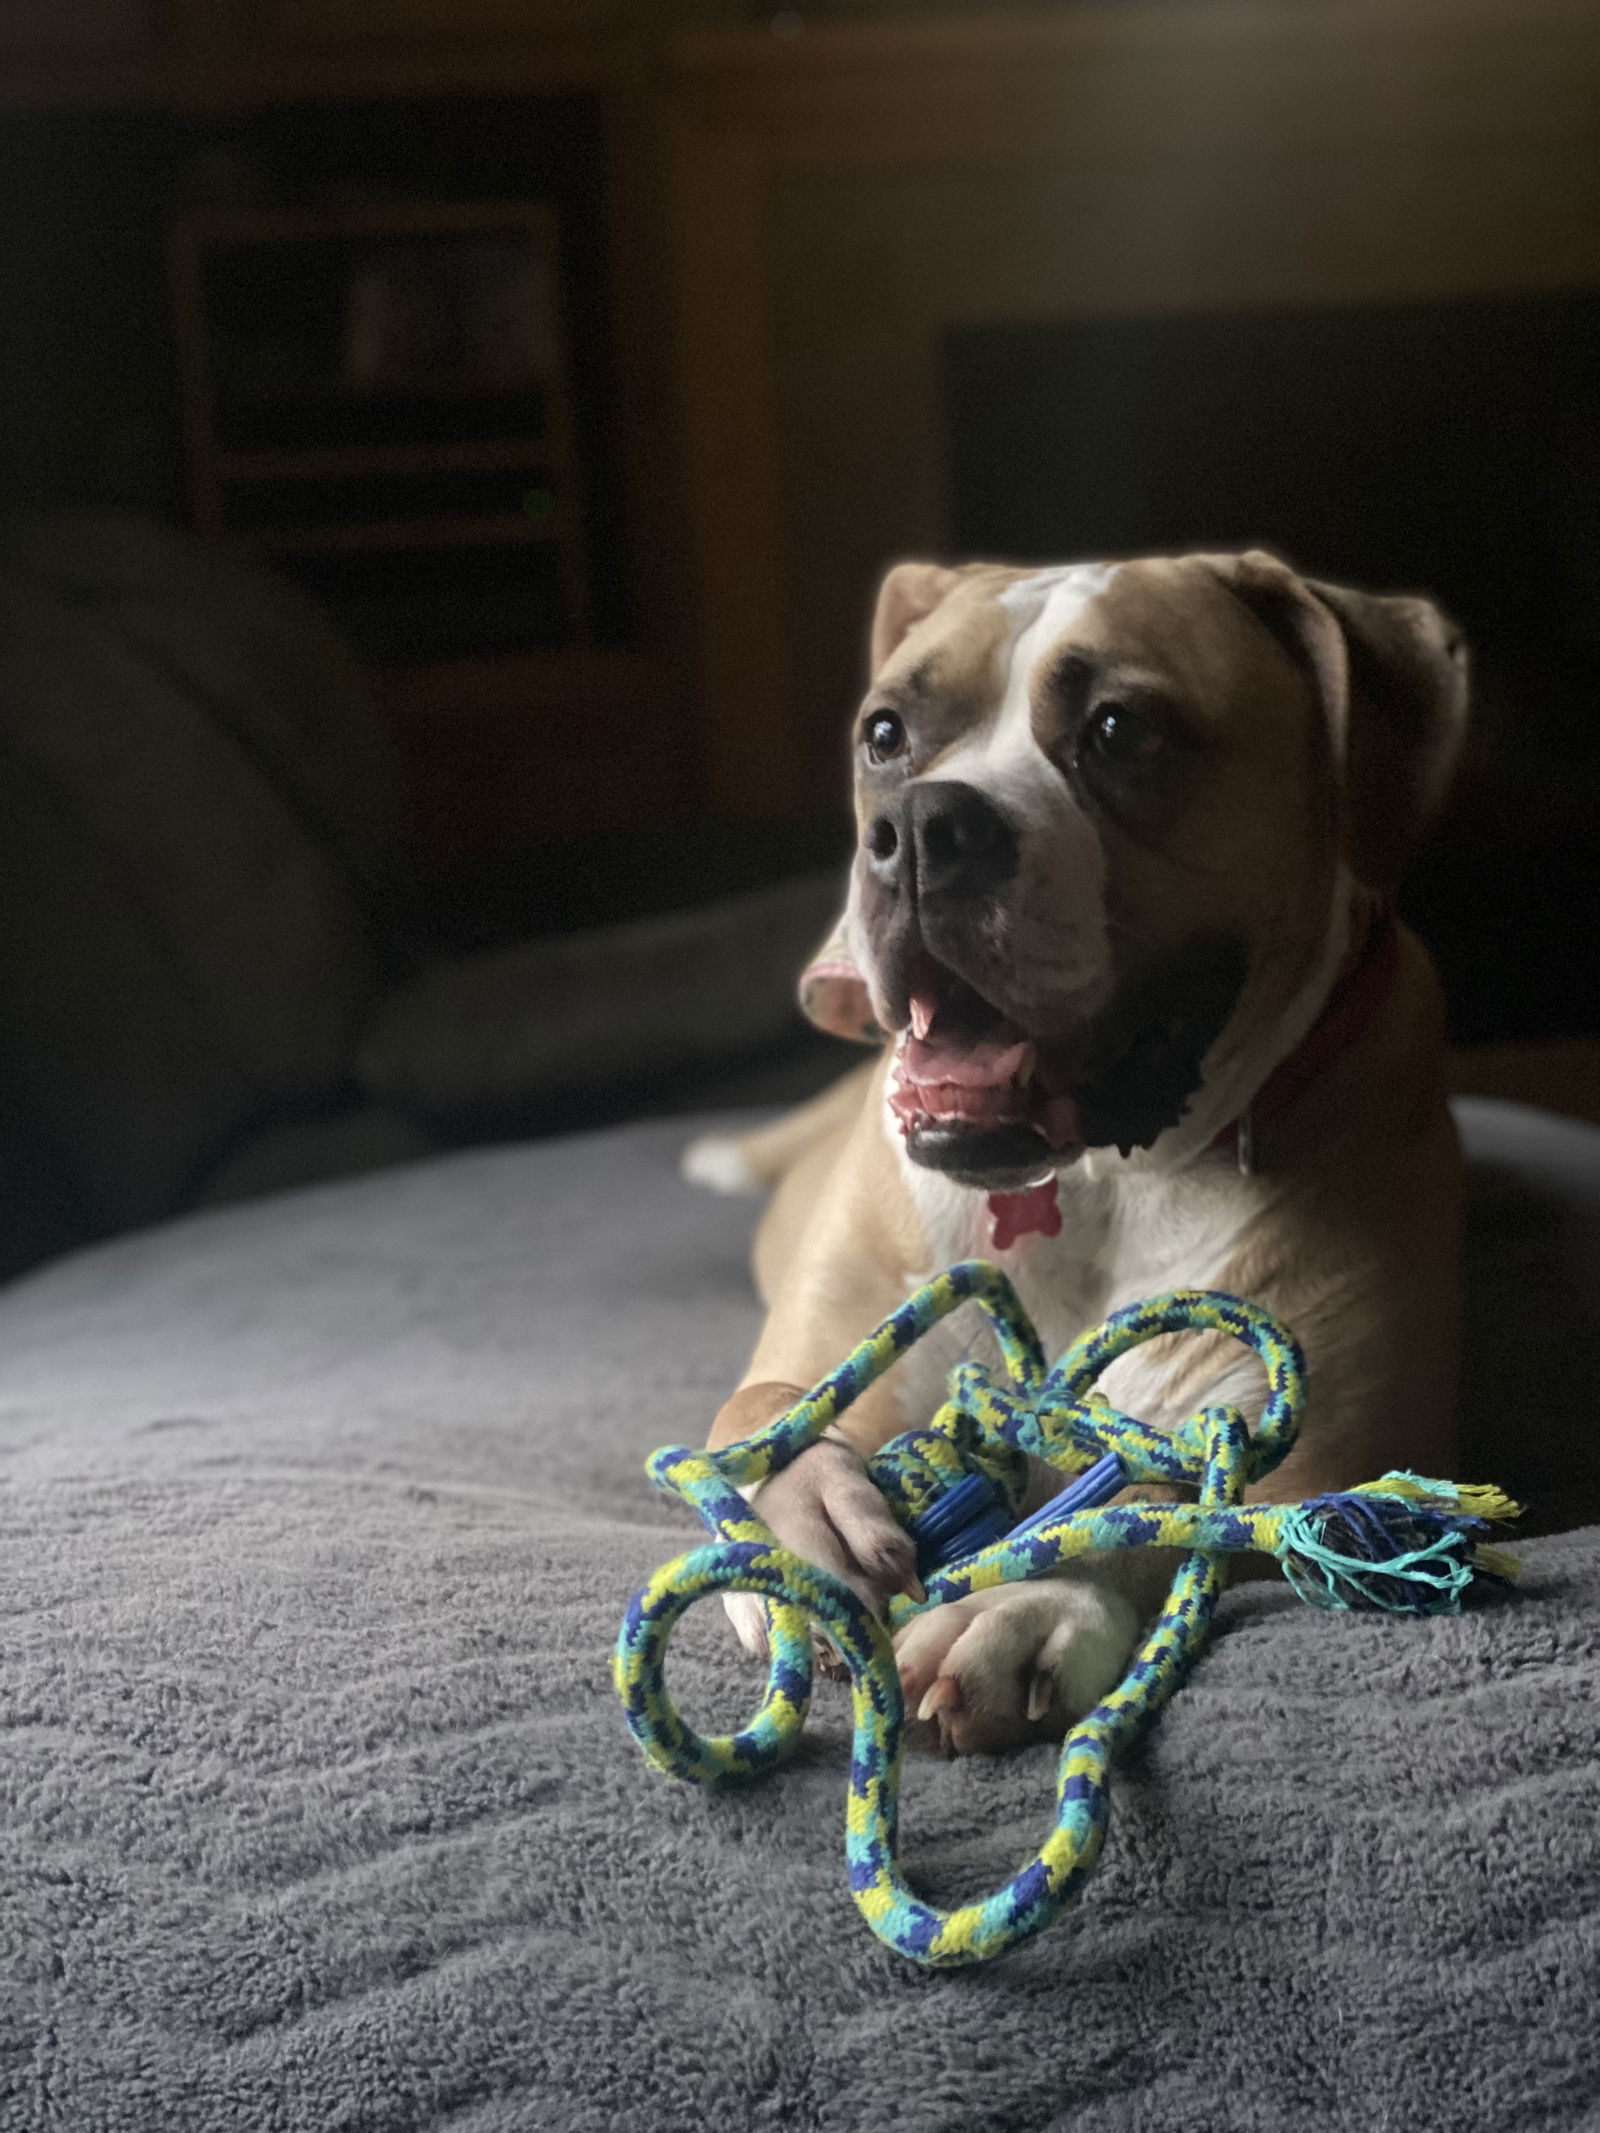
[813,550,1467,1190]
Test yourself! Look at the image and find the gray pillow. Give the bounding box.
[0,515,385,1233]
[359,871,844,1121]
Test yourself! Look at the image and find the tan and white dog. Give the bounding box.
[686,550,1470,1756]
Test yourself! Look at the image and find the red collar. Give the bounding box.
[986,905,1401,1245]
[1210,903,1400,1167]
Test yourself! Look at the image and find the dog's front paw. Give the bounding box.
[892,1578,1139,1756]
[720,1437,924,1668]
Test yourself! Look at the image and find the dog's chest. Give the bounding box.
[892,1144,1258,1430]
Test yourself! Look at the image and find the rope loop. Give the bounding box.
[614,1264,1514,1966]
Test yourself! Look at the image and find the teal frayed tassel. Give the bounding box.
[1275,1484,1512,1615]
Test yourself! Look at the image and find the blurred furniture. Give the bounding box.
[1450,1043,1600,1131]
[0,510,840,1281]
[662,1,1600,810]
[3,15,690,876]
[170,200,591,663]
[659,1,1600,1044]
[8,2,1600,826]
[2,1,1596,1034]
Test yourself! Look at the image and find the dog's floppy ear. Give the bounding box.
[798,908,881,1045]
[870,561,966,678]
[1204,549,1470,887]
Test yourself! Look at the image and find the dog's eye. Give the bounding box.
[1082,702,1161,771]
[863,710,906,763]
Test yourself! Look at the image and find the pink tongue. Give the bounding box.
[902,1028,1034,1091]
[896,989,1082,1149]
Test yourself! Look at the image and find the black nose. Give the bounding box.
[863,781,1018,903]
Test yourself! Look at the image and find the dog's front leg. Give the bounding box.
[709,1377,926,1663]
[891,1325,1268,1752]
[707,1082,941,1663]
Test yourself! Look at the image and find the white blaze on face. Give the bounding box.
[921,562,1120,1015]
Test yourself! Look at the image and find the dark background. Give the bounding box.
[0,95,632,645]
[0,1,1596,1282]
[945,295,1600,1044]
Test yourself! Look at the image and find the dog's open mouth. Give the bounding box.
[887,954,1084,1187]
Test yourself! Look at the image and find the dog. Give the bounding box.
[685,550,1470,1755]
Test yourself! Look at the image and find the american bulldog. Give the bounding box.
[685,550,1469,1755]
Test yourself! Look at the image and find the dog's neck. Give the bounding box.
[1208,897,1399,1176]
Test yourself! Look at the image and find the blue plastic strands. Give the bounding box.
[613,1263,1520,1967]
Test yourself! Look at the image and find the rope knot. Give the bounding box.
[615,1262,1517,1968]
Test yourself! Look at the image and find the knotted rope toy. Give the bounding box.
[614,1262,1518,1967]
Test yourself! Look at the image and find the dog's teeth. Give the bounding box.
[910,995,934,1041]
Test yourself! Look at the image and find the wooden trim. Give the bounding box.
[216,439,553,481]
[264,0,626,48]
[165,13,641,109]
[167,216,225,536]
[671,8,1600,175]
[597,66,699,810]
[0,24,642,108]
[248,512,559,555]
[0,0,165,107]
[174,198,565,244]
[672,0,1600,73]
[662,108,799,817]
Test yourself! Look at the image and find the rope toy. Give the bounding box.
[614,1261,1517,1967]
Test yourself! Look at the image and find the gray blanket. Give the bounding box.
[4,1101,1600,2132]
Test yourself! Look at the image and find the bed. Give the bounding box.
[5,1097,1600,2132]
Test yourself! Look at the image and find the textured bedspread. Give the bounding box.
[4,1102,1600,2132]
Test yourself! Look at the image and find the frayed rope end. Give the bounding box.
[1275,1471,1521,1615]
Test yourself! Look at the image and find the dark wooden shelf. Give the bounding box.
[248,511,561,555]
[216,438,553,482]
[174,194,591,640]
[213,370,553,408]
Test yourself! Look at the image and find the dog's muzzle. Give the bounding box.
[862,780,1018,914]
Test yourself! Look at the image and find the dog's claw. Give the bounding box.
[812,1631,849,1682]
[917,1674,962,1725]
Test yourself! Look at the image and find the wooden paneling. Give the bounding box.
[156,0,638,102]
[662,0,1600,815]
[0,0,148,51]
[0,0,158,101]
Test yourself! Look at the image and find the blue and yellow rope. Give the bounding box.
[614,1263,1516,1967]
